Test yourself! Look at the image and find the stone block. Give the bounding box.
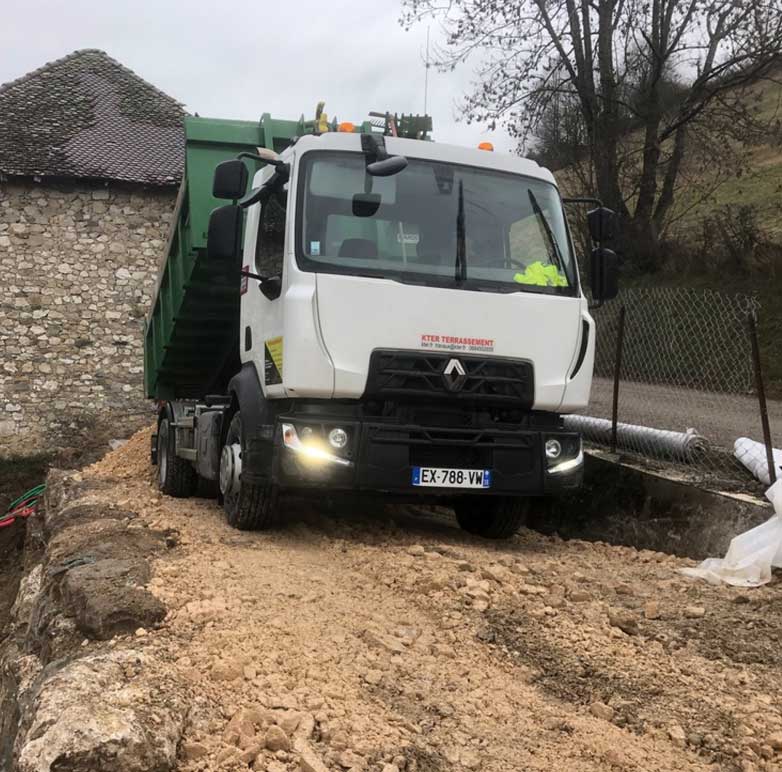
[16,650,187,772]
[61,559,165,639]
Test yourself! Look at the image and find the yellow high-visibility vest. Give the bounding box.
[513,261,568,287]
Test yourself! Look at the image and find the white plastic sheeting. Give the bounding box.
[563,415,707,462]
[734,437,782,486]
[679,479,782,587]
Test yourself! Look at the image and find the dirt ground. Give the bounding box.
[80,427,782,772]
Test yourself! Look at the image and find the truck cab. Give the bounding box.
[147,113,617,538]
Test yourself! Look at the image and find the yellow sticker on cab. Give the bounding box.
[264,336,283,385]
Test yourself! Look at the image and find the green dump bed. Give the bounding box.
[144,114,305,399]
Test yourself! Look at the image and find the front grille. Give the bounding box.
[410,443,492,468]
[364,350,534,408]
[410,407,476,428]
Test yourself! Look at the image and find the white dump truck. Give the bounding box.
[144,109,617,538]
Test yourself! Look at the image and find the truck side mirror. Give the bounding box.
[587,207,616,243]
[589,246,619,303]
[213,160,248,200]
[207,205,242,260]
[260,275,282,301]
[367,155,408,177]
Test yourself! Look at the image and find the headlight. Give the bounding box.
[545,439,562,460]
[281,423,353,468]
[546,435,583,476]
[328,427,348,450]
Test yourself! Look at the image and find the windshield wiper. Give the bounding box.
[455,179,467,282]
[528,190,564,272]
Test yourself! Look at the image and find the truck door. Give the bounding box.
[245,187,287,397]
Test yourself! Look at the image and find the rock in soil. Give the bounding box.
[608,608,640,636]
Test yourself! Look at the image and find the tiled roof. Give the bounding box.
[0,49,185,186]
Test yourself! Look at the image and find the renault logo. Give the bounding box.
[442,358,467,392]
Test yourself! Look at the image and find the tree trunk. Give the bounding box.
[592,0,629,219]
[626,215,662,272]
[654,125,688,232]
[630,104,664,270]
[635,93,663,225]
[593,134,627,216]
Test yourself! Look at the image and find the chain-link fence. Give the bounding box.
[577,287,780,492]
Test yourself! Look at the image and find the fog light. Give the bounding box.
[328,427,348,450]
[545,439,562,460]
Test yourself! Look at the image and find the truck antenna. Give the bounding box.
[424,26,431,116]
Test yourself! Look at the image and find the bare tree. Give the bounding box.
[401,0,782,269]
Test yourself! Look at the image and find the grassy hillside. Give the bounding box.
[556,77,782,243]
[669,78,782,241]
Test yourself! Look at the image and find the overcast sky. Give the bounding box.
[1,0,516,153]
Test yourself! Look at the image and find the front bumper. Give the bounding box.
[271,417,583,495]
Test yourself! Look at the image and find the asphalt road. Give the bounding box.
[587,377,782,453]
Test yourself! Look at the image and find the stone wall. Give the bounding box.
[0,179,176,456]
[0,469,187,770]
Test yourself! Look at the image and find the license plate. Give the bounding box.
[412,467,492,489]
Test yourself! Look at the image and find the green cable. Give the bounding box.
[6,484,46,513]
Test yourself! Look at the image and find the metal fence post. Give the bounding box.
[611,305,627,454]
[747,312,777,485]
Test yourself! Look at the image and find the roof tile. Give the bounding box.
[0,49,185,186]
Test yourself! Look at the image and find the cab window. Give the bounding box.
[255,188,287,277]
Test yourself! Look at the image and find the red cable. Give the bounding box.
[12,506,35,518]
[0,502,39,528]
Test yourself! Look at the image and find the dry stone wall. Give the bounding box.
[0,469,187,771]
[0,179,176,456]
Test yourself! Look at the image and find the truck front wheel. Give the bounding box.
[220,412,280,530]
[453,496,529,540]
[157,416,198,498]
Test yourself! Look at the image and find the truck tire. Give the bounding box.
[221,412,280,530]
[454,496,529,540]
[157,416,198,498]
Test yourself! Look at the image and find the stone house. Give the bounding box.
[0,49,185,456]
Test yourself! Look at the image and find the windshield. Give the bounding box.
[296,151,577,294]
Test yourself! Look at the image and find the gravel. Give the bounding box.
[71,427,782,772]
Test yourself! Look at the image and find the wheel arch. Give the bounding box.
[226,363,265,436]
[226,363,277,484]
